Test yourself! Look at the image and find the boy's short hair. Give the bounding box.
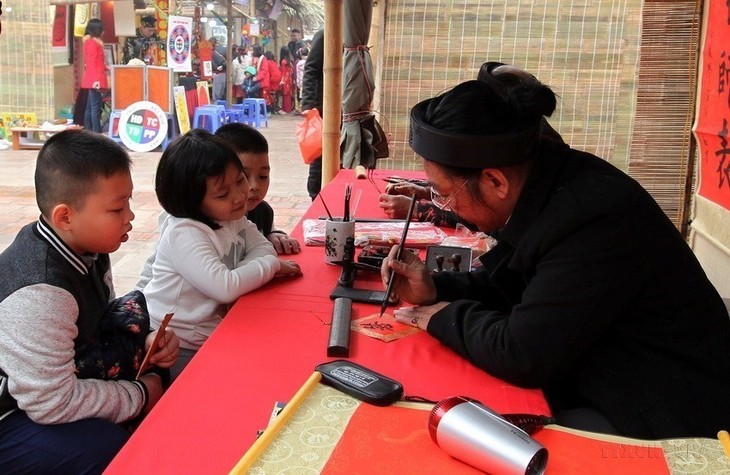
[155,129,243,230]
[215,123,269,155]
[35,130,132,218]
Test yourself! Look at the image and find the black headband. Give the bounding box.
[408,98,541,169]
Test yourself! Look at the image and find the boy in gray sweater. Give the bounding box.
[0,130,179,473]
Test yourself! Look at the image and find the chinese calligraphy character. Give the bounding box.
[716,119,730,188]
[721,52,730,107]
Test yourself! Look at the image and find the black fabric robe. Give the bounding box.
[428,140,730,439]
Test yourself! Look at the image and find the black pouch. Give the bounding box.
[315,360,403,406]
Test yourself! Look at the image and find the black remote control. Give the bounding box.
[327,297,352,357]
[316,360,404,406]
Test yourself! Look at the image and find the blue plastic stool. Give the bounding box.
[231,104,251,126]
[161,113,179,151]
[225,107,246,124]
[241,98,268,128]
[192,105,226,133]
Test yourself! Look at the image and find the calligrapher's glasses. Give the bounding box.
[430,180,468,211]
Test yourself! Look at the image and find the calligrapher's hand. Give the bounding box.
[385,182,430,199]
[393,302,449,330]
[378,194,416,219]
[268,232,301,255]
[381,245,437,305]
[145,327,180,368]
[276,259,303,278]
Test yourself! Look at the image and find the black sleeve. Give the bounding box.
[301,29,324,114]
[246,201,274,236]
[426,207,645,389]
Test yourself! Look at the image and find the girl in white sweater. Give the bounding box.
[143,130,302,378]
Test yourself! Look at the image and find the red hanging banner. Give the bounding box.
[693,0,730,210]
[52,6,68,48]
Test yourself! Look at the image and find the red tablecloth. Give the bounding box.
[105,170,549,474]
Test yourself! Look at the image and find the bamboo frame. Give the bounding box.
[322,0,344,188]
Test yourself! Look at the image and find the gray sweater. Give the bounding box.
[0,219,146,423]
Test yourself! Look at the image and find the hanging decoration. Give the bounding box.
[73,4,89,37]
[167,15,193,72]
[694,0,730,210]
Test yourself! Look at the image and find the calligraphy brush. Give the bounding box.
[343,183,351,222]
[379,194,418,318]
[318,193,334,220]
[367,167,382,194]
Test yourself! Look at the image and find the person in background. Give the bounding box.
[0,130,179,472]
[81,18,108,133]
[264,50,282,113]
[210,37,227,102]
[278,47,294,113]
[295,47,309,114]
[301,29,324,199]
[210,37,226,72]
[252,45,271,108]
[242,66,261,98]
[212,62,227,102]
[122,15,162,65]
[287,28,306,61]
[141,130,302,379]
[232,46,250,104]
[384,67,730,439]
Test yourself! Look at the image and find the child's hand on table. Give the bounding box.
[276,259,303,278]
[268,232,301,255]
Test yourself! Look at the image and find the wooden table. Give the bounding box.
[105,169,550,474]
[10,125,82,150]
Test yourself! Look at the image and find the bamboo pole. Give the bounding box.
[228,372,323,474]
[322,0,343,187]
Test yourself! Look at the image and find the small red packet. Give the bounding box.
[135,313,173,379]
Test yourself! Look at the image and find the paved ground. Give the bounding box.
[0,114,312,291]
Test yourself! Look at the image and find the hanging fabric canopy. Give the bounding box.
[339,0,388,169]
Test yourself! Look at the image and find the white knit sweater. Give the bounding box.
[143,215,279,350]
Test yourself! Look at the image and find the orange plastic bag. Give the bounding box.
[296,109,323,164]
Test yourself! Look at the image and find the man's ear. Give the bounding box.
[480,168,510,200]
[50,204,73,231]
